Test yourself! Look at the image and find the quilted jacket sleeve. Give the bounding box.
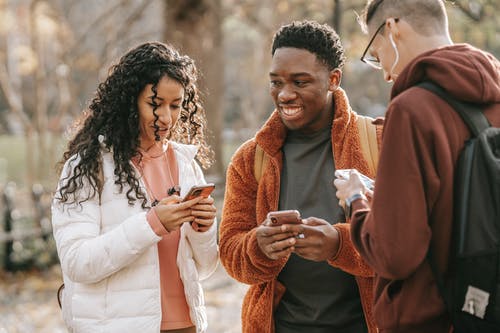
[51,157,161,284]
[219,141,287,285]
[184,159,218,280]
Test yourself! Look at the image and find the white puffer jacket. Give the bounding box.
[51,142,218,333]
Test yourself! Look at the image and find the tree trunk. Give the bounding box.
[163,0,225,182]
[332,0,342,34]
[30,0,49,182]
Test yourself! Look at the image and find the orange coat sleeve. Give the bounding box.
[219,142,287,285]
[325,117,384,278]
[327,223,375,277]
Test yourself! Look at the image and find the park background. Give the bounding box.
[0,0,498,332]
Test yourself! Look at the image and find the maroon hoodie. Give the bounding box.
[350,44,500,333]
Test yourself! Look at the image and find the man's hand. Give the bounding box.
[282,217,340,262]
[334,169,367,203]
[256,221,297,260]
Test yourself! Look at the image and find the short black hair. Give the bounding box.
[271,20,345,70]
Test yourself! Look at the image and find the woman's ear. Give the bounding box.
[328,68,342,91]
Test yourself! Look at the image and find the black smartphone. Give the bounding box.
[266,210,302,226]
[182,183,215,202]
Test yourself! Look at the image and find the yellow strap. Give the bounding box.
[357,116,379,176]
[255,119,378,183]
[254,144,269,183]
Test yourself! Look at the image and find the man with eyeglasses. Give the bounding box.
[335,0,500,332]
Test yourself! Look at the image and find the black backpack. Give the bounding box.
[419,81,500,332]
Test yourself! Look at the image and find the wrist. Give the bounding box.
[147,208,169,236]
[345,192,367,218]
[329,226,341,259]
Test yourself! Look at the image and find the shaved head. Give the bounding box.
[362,0,448,36]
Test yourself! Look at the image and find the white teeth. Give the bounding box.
[281,107,301,116]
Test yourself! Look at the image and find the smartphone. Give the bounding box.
[335,169,374,191]
[267,210,302,226]
[182,183,215,202]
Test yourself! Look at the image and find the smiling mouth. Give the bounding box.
[280,106,303,118]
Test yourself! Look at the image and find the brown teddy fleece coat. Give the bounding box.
[220,88,382,333]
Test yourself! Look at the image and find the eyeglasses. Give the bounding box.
[360,21,386,69]
[360,18,399,70]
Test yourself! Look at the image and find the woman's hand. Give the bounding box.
[190,196,216,232]
[153,195,203,232]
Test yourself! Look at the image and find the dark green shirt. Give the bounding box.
[275,126,367,333]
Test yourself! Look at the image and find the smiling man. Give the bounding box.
[219,21,382,333]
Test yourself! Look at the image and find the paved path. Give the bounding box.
[0,265,247,333]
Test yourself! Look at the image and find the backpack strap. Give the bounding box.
[417,81,490,136]
[254,144,270,184]
[254,117,380,183]
[420,81,490,317]
[357,115,380,176]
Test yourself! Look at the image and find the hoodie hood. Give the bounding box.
[392,44,500,104]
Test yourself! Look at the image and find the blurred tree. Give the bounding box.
[0,0,66,186]
[0,0,161,187]
[448,0,499,56]
[453,0,497,21]
[223,0,336,142]
[220,0,498,151]
[0,0,497,187]
[164,0,224,180]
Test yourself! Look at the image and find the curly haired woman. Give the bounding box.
[51,41,218,333]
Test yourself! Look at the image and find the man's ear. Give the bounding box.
[329,69,342,91]
[386,18,401,40]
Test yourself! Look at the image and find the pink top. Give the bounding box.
[132,143,192,330]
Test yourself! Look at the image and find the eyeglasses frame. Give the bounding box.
[360,18,399,69]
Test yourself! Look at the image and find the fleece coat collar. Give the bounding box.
[255,87,377,177]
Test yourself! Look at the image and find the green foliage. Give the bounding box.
[0,136,27,185]
[447,2,499,57]
[0,135,65,187]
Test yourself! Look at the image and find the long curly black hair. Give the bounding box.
[57,41,213,208]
